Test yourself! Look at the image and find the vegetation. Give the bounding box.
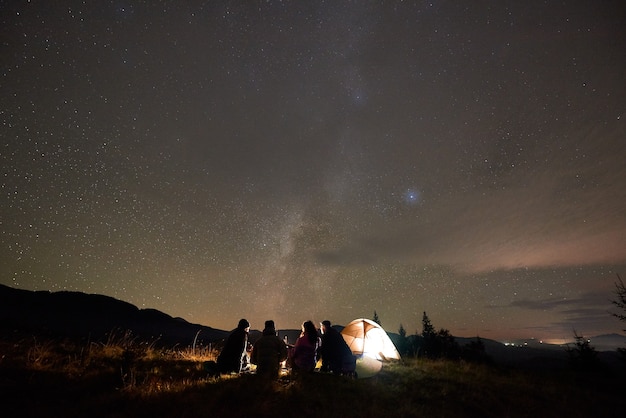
[2,333,624,418]
[415,312,462,360]
[612,274,626,360]
[612,274,626,327]
[566,330,599,371]
[372,310,381,326]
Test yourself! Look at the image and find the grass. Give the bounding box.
[1,335,625,418]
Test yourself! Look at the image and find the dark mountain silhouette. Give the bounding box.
[2,283,624,367]
[586,333,626,352]
[388,333,625,368]
[0,284,228,346]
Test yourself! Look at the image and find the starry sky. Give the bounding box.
[2,1,625,343]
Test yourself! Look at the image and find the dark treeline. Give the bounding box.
[390,312,492,364]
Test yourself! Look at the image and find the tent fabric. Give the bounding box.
[341,318,401,361]
[354,355,382,378]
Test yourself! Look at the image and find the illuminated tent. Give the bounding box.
[341,318,401,378]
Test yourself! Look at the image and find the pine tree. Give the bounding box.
[421,312,436,358]
[611,274,626,329]
[373,310,381,326]
[421,312,435,338]
[610,273,626,358]
[566,330,598,371]
[397,324,408,356]
[420,312,460,359]
[435,328,460,359]
[398,324,406,338]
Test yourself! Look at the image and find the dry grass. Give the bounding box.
[1,336,625,418]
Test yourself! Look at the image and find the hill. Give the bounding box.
[0,284,228,346]
[2,284,624,368]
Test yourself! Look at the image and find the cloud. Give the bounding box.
[313,170,626,273]
[509,298,571,311]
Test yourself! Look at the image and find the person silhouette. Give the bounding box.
[250,320,288,379]
[216,318,250,374]
[319,320,356,375]
[291,320,321,373]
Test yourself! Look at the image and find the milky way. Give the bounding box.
[2,1,625,342]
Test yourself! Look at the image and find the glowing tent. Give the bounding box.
[341,318,401,378]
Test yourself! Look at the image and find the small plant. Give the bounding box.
[26,338,56,369]
[176,342,218,362]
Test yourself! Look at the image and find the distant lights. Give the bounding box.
[503,341,531,347]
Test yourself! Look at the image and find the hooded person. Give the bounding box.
[217,318,250,374]
[250,320,288,379]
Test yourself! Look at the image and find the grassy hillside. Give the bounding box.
[2,334,625,418]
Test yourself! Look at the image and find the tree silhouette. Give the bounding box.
[372,310,381,326]
[396,324,408,356]
[566,330,598,371]
[610,273,626,359]
[420,312,435,358]
[420,312,460,359]
[461,337,491,364]
[421,312,435,338]
[398,323,406,339]
[433,328,460,360]
[416,313,487,361]
[611,274,626,328]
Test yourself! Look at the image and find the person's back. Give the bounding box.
[320,320,355,374]
[251,320,287,379]
[217,318,250,374]
[292,320,320,372]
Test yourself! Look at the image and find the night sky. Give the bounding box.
[2,1,625,342]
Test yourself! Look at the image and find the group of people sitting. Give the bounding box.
[216,318,356,379]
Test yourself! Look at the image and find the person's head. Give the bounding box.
[263,320,276,335]
[238,318,250,331]
[302,320,318,344]
[302,320,316,334]
[320,320,332,334]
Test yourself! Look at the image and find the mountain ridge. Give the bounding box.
[0,284,228,346]
[2,284,624,365]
